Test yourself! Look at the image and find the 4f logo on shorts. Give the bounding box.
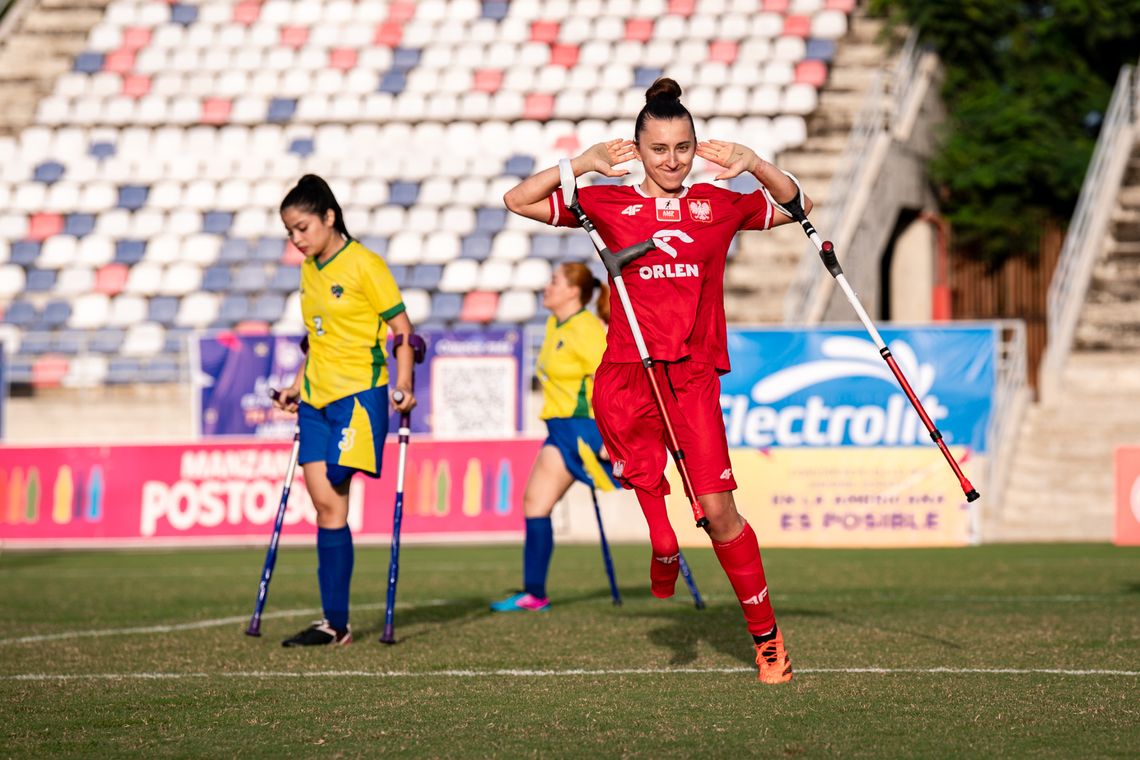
[719,468,732,480]
[655,197,681,222]
[688,199,713,222]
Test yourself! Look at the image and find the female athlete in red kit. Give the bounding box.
[504,78,812,683]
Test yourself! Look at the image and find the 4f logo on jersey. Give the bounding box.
[621,204,643,216]
[330,284,344,298]
[655,197,681,222]
[688,199,713,222]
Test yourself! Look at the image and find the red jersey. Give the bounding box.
[548,183,773,373]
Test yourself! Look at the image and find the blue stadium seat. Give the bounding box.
[481,1,508,20]
[90,328,125,354]
[565,235,595,260]
[202,211,234,235]
[25,268,57,292]
[503,155,536,178]
[359,235,388,255]
[530,234,564,260]
[634,67,664,89]
[41,300,72,329]
[65,213,96,237]
[392,47,421,70]
[34,162,66,184]
[378,71,406,94]
[170,3,198,25]
[254,237,282,261]
[4,301,38,327]
[267,98,297,123]
[232,264,265,293]
[461,233,493,260]
[416,318,447,332]
[51,332,84,355]
[409,264,442,290]
[115,239,146,264]
[269,265,300,292]
[148,296,179,325]
[387,264,408,288]
[218,237,250,262]
[163,327,193,355]
[73,52,104,73]
[107,357,143,384]
[202,266,232,291]
[451,320,481,332]
[805,38,837,62]
[217,295,249,325]
[592,176,623,186]
[7,357,33,384]
[141,357,180,383]
[288,138,315,157]
[10,241,41,266]
[117,185,149,211]
[388,181,420,208]
[431,292,462,321]
[19,333,53,355]
[475,207,507,234]
[251,293,285,322]
[89,141,116,160]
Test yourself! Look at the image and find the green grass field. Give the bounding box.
[1,542,1137,758]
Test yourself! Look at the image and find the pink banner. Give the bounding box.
[0,438,542,547]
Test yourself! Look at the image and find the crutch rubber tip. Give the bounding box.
[965,489,980,502]
[694,599,706,610]
[612,599,622,607]
[379,637,396,645]
[244,629,261,637]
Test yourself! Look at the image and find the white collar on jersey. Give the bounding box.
[633,184,690,199]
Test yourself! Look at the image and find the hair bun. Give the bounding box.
[645,77,682,104]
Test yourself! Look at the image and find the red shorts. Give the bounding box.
[593,360,737,498]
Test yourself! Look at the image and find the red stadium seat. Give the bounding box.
[531,21,560,43]
[524,93,554,120]
[374,22,403,46]
[709,40,738,64]
[624,19,654,42]
[474,69,502,93]
[550,44,579,67]
[94,263,129,296]
[282,241,305,265]
[387,1,415,22]
[460,291,498,323]
[233,2,260,25]
[201,98,232,125]
[795,59,828,87]
[32,355,69,388]
[783,15,811,38]
[122,75,151,98]
[329,48,357,71]
[553,134,580,155]
[28,213,64,241]
[763,0,790,11]
[122,26,151,50]
[280,26,309,48]
[235,320,270,335]
[827,0,856,10]
[669,0,695,16]
[104,49,135,74]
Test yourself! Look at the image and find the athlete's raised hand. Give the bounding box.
[574,139,638,178]
[696,140,759,181]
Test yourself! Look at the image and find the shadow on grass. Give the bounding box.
[354,596,491,642]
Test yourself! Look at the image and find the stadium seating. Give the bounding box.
[1,0,853,385]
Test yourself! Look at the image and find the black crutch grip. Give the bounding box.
[599,239,656,279]
[819,240,843,278]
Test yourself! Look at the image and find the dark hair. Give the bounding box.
[280,174,350,239]
[634,77,695,144]
[561,262,610,324]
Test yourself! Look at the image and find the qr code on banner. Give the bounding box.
[431,357,518,438]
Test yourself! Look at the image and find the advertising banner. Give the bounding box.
[667,326,996,547]
[193,328,524,439]
[1114,446,1140,546]
[0,438,541,548]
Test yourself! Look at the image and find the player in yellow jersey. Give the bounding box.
[491,262,620,612]
[271,175,417,646]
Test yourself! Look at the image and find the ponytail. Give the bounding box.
[280,174,350,240]
[560,262,610,324]
[592,277,610,324]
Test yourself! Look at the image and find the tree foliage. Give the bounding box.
[868,0,1140,263]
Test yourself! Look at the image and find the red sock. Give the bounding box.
[712,522,776,636]
[635,489,679,598]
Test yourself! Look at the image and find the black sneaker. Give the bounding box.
[281,619,352,647]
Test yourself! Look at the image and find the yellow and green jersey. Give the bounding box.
[299,239,405,409]
[536,310,607,420]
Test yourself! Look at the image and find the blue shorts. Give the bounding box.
[544,417,621,492]
[299,386,389,487]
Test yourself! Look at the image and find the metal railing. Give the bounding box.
[979,319,1029,542]
[1039,62,1138,399]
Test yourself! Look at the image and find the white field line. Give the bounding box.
[2,667,1137,682]
[0,600,453,646]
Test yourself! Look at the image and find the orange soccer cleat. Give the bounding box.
[754,629,794,684]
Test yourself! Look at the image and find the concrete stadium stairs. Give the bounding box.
[725,9,889,324]
[0,0,111,135]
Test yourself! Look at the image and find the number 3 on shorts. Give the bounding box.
[338,427,356,452]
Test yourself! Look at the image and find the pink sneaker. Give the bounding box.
[490,592,551,612]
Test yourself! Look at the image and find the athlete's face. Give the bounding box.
[281,206,339,259]
[635,117,696,196]
[543,266,581,314]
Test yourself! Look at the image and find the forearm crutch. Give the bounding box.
[379,332,427,645]
[590,489,622,606]
[558,160,705,610]
[778,186,979,502]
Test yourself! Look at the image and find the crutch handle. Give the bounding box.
[599,239,657,279]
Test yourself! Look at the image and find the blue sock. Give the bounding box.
[523,516,554,599]
[317,525,354,631]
